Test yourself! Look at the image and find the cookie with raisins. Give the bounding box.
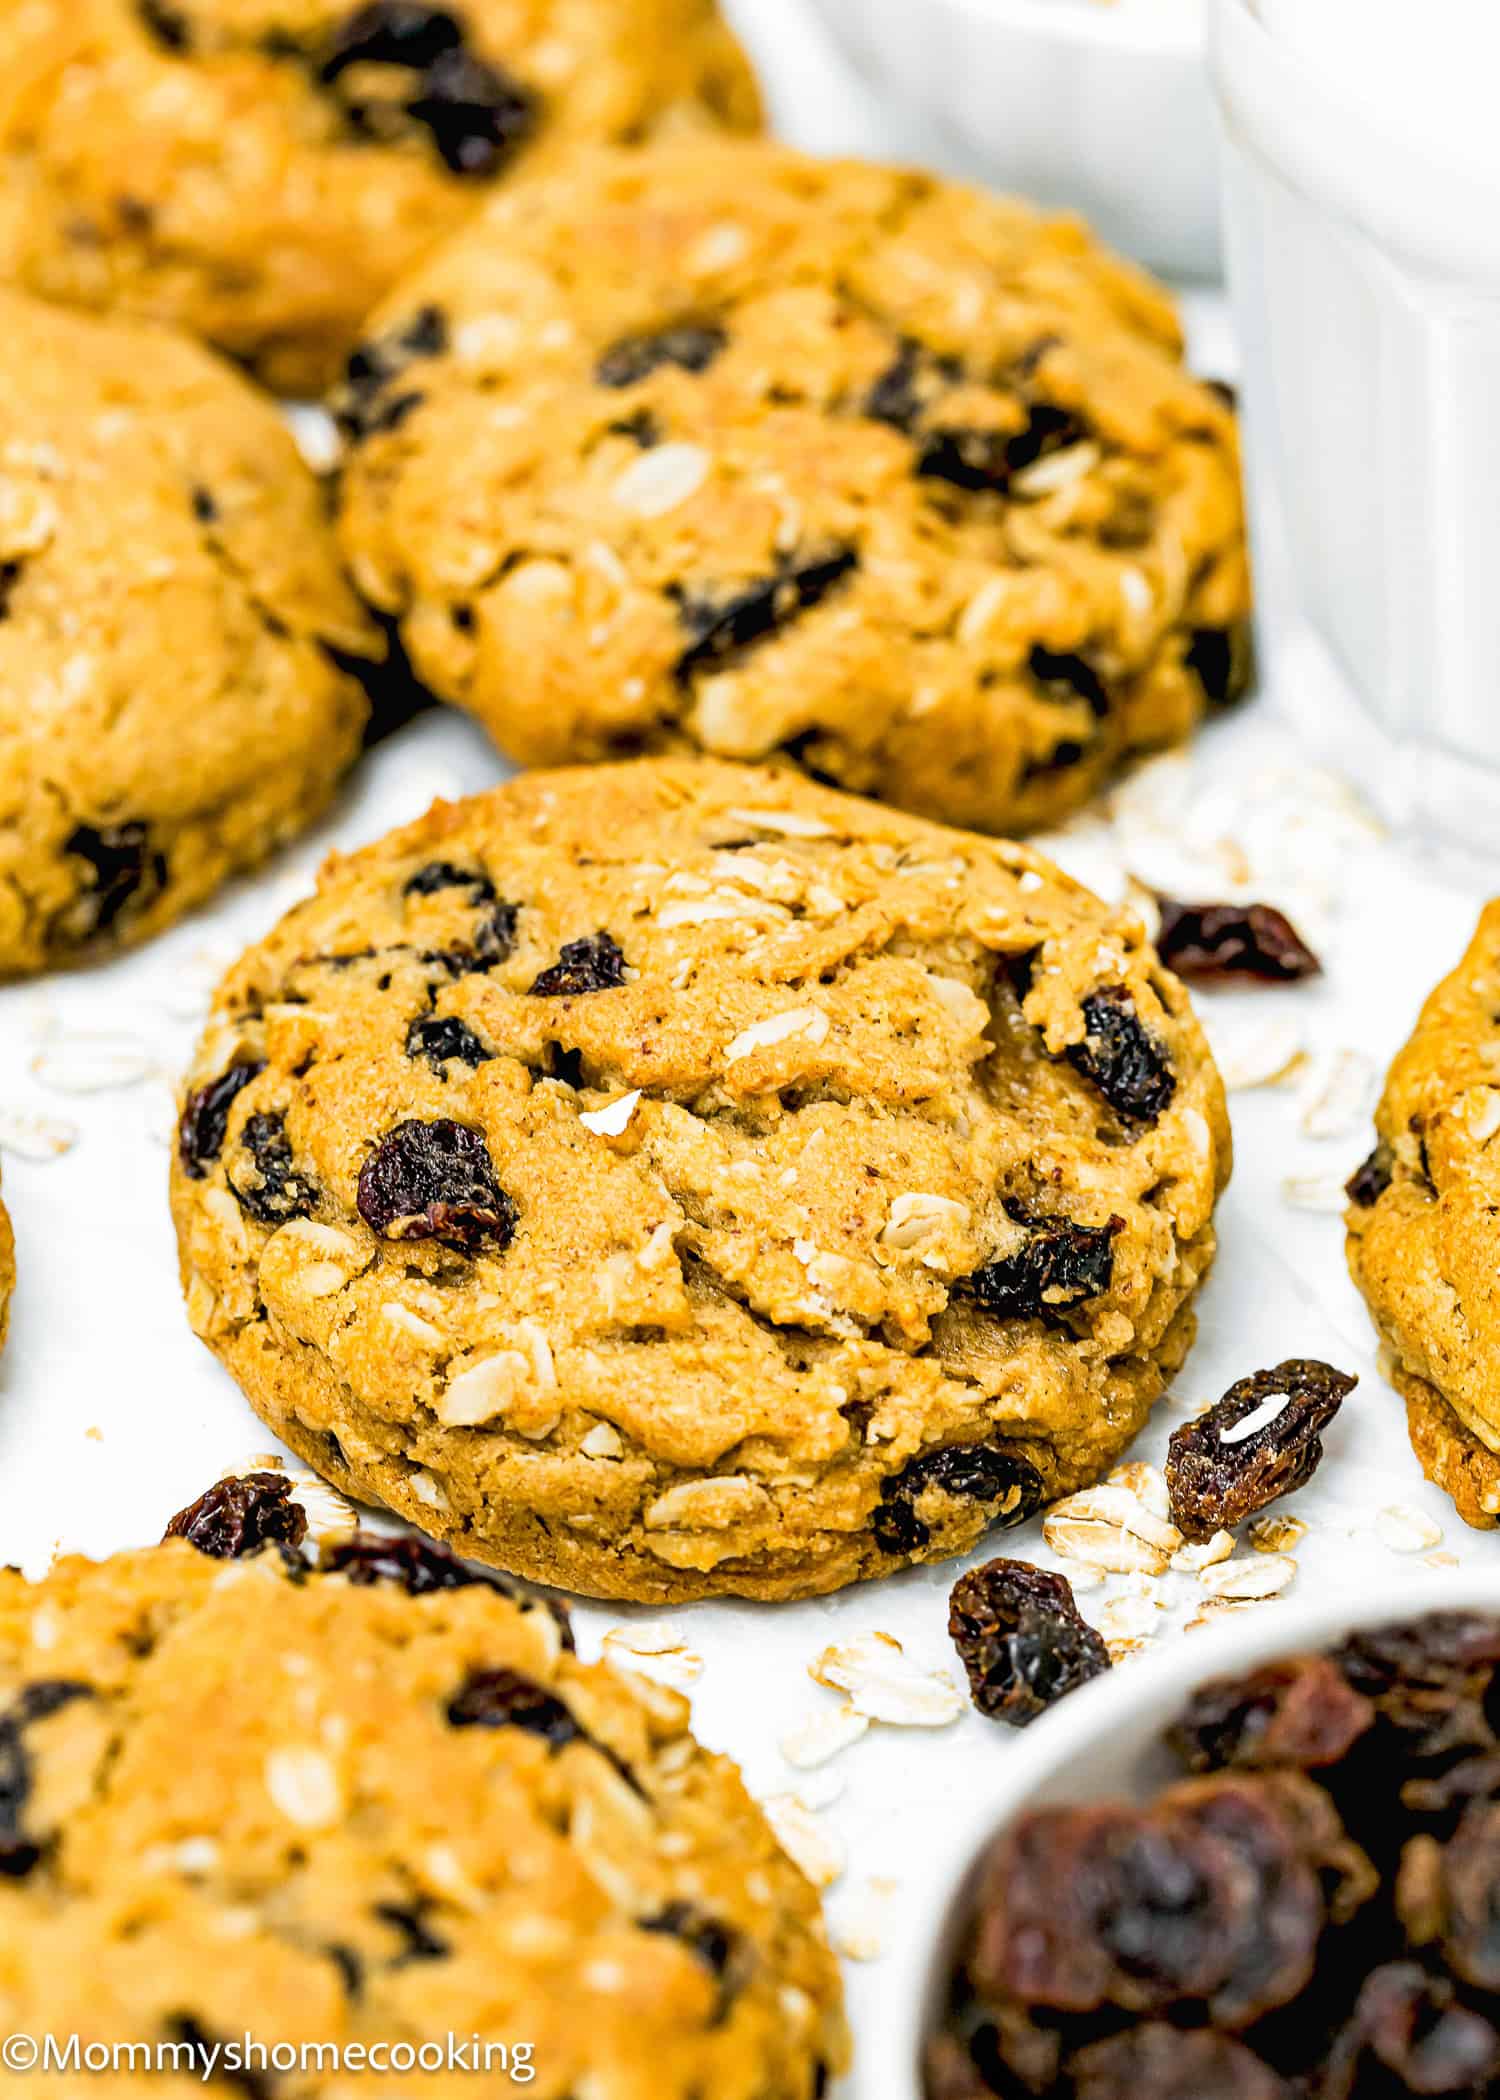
[0,1,759,393]
[0,290,373,979]
[170,756,1231,1601]
[0,1522,844,2095]
[337,139,1250,837]
[1346,902,1500,1528]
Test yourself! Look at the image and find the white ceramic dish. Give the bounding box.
[803,0,1220,278]
[890,1571,1500,2100]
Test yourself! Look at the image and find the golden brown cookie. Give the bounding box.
[170,757,1231,1602]
[0,1493,845,2096]
[336,139,1250,837]
[0,289,374,979]
[0,1,760,394]
[1347,901,1500,1528]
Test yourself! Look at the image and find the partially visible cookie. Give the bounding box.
[1347,902,1500,1526]
[0,290,374,979]
[0,1,761,394]
[0,1175,12,1355]
[336,139,1249,837]
[0,1501,846,2095]
[170,756,1231,1603]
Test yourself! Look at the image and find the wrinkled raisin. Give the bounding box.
[1069,2026,1291,2100]
[164,1472,308,1563]
[322,0,460,74]
[403,860,495,901]
[1335,1613,1500,1773]
[1166,1359,1356,1540]
[1347,1141,1393,1208]
[596,324,727,389]
[1186,623,1255,708]
[356,1117,516,1251]
[375,1900,450,1964]
[406,46,536,175]
[641,1903,737,1978]
[1435,1800,1500,1991]
[1155,898,1321,984]
[1029,645,1110,718]
[528,932,626,997]
[949,1558,1110,1727]
[319,6,536,177]
[325,1532,573,1649]
[405,1014,494,1071]
[873,1444,1043,1555]
[1169,1655,1376,1773]
[228,1111,318,1225]
[1321,1962,1500,2099]
[446,1666,582,1747]
[177,1060,264,1179]
[673,550,858,684]
[916,404,1084,495]
[863,338,963,432]
[0,1682,95,1878]
[336,304,448,443]
[959,1201,1120,1321]
[1065,986,1176,1124]
[137,0,190,49]
[64,821,166,938]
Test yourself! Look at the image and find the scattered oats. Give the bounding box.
[1043,1486,1182,1574]
[1281,1170,1351,1213]
[1425,1551,1461,1569]
[831,1876,899,1963]
[1096,1593,1161,1644]
[1186,1597,1275,1632]
[724,1007,829,1063]
[811,1632,963,1728]
[1300,1050,1378,1141]
[0,1108,79,1160]
[30,1031,157,1093]
[601,1625,703,1691]
[1171,1529,1236,1573]
[612,442,710,517]
[1106,1637,1152,1664]
[779,1704,869,1770]
[723,806,834,840]
[578,1090,641,1137]
[1247,1514,1307,1553]
[284,1474,358,1545]
[788,1768,845,1814]
[1202,1013,1306,1092]
[1054,1557,1105,1593]
[1200,1553,1297,1601]
[1105,1462,1170,1521]
[264,1747,342,1830]
[1376,1504,1443,1554]
[762,1795,845,1889]
[1221,1394,1292,1446]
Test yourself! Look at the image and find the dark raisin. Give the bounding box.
[190,485,218,523]
[1065,986,1176,1124]
[405,46,537,176]
[1166,1359,1356,1541]
[1155,898,1321,984]
[1434,1800,1500,1992]
[324,615,439,746]
[863,337,962,433]
[1169,1655,1376,1774]
[164,1471,308,1563]
[1321,1961,1500,2099]
[403,860,495,902]
[404,1014,494,1071]
[324,1532,574,1649]
[595,324,727,389]
[1069,2026,1291,2100]
[321,1,462,76]
[959,1200,1121,1321]
[873,1444,1044,1556]
[336,304,448,443]
[446,1666,582,1748]
[137,0,190,49]
[228,1111,319,1226]
[641,1902,737,1979]
[1020,737,1088,780]
[1347,1141,1394,1208]
[177,1060,264,1179]
[356,1117,516,1251]
[166,2018,270,2100]
[375,1900,450,1965]
[948,1558,1110,1727]
[64,821,167,938]
[528,931,626,997]
[0,1681,95,1878]
[1335,1613,1500,1774]
[1029,645,1110,718]
[916,404,1084,495]
[0,562,22,618]
[1186,622,1255,708]
[672,550,858,684]
[606,408,661,448]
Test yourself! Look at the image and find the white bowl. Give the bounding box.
[883,1570,1500,2100]
[805,0,1220,279]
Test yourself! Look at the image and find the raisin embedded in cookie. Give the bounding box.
[0,1,760,394]
[336,139,1251,838]
[0,290,375,979]
[1347,902,1500,1529]
[0,1531,845,2095]
[170,756,1232,1602]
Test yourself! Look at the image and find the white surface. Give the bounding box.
[0,10,1495,2099]
[1213,0,1500,856]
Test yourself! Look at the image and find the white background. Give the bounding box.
[0,5,1492,2094]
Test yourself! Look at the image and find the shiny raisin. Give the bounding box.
[1166,1359,1356,1541]
[1169,1655,1375,1773]
[177,1060,264,1178]
[959,1201,1120,1321]
[873,1445,1043,1556]
[228,1111,318,1225]
[1347,1141,1394,1207]
[324,1533,573,1649]
[528,932,626,997]
[164,1472,307,1563]
[404,1014,493,1071]
[948,1558,1110,1727]
[1065,987,1176,1124]
[1155,898,1321,984]
[446,1667,582,1747]
[356,1117,516,1251]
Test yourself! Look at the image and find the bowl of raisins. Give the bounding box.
[909,1574,1500,2100]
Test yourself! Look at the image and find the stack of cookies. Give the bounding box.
[0,2,1267,2086]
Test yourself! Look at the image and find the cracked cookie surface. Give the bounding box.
[0,290,374,980]
[170,757,1231,1602]
[0,1532,845,2096]
[0,1,760,395]
[1347,902,1500,1529]
[336,139,1250,838]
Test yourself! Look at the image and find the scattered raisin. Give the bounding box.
[1166,1359,1356,1541]
[1155,898,1321,984]
[672,550,858,684]
[228,1111,318,1225]
[164,1472,308,1563]
[1169,1655,1376,1774]
[324,1532,573,1648]
[596,324,727,389]
[1347,1141,1394,1208]
[445,1667,582,1748]
[404,1014,494,1071]
[0,1682,95,1877]
[356,1117,516,1251]
[528,932,626,997]
[177,1059,264,1179]
[948,1558,1110,1727]
[63,821,166,938]
[1065,986,1176,1124]
[1029,645,1110,718]
[959,1200,1120,1321]
[873,1445,1044,1555]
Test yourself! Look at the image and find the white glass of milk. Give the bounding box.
[1211,0,1500,852]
